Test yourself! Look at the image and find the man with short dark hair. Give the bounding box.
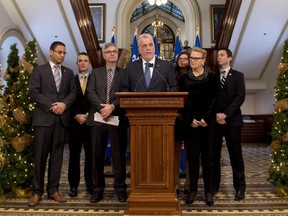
[28,41,77,207]
[67,52,92,198]
[213,48,246,201]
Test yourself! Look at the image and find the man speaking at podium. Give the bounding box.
[122,33,178,92]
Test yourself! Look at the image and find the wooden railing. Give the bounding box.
[207,0,242,72]
[70,0,105,68]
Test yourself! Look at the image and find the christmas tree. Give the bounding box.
[0,39,37,199]
[269,39,288,196]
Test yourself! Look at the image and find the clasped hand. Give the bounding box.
[51,102,66,115]
[191,119,207,128]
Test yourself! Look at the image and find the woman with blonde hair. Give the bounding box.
[178,48,219,206]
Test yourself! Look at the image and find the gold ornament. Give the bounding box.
[10,134,34,152]
[270,140,281,150]
[282,132,288,142]
[0,137,4,148]
[20,59,34,74]
[276,187,288,197]
[0,98,6,111]
[12,186,31,198]
[13,107,30,125]
[0,194,7,203]
[9,94,16,109]
[274,99,288,112]
[0,153,6,171]
[279,63,288,75]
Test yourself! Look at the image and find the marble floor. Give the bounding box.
[0,143,288,215]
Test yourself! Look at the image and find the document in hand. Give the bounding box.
[94,112,119,126]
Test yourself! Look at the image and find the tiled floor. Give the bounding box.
[0,143,288,215]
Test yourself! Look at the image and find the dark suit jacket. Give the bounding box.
[70,74,91,128]
[216,68,246,126]
[122,58,178,92]
[29,62,77,127]
[86,66,126,126]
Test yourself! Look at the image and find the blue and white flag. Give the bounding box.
[153,28,159,57]
[111,27,115,43]
[174,31,181,63]
[195,34,201,48]
[130,30,139,62]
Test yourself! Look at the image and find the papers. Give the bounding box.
[94,112,119,126]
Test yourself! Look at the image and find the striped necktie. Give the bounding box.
[80,75,87,95]
[106,68,112,104]
[145,62,151,87]
[220,71,226,88]
[53,65,61,92]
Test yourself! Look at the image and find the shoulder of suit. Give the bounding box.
[229,68,244,76]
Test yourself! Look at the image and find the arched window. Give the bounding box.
[141,24,174,61]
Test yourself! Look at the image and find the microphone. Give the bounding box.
[148,63,154,67]
[154,64,170,92]
[134,73,145,92]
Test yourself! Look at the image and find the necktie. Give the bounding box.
[80,75,87,95]
[220,71,226,88]
[145,62,151,87]
[106,68,112,104]
[53,65,61,92]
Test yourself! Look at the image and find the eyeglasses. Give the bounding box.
[189,57,204,61]
[179,57,188,61]
[104,50,119,55]
[53,50,67,55]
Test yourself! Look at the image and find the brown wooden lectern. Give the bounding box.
[116,92,187,216]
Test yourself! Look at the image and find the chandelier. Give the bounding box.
[148,0,167,6]
[152,14,163,28]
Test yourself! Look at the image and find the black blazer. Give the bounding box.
[86,66,126,126]
[29,62,77,127]
[70,74,91,128]
[216,68,246,126]
[122,58,178,92]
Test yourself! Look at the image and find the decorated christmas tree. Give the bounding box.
[269,39,288,196]
[0,39,37,199]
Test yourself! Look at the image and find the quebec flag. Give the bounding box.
[174,32,181,63]
[111,34,115,44]
[130,32,139,62]
[153,28,159,57]
[195,34,201,48]
[111,27,115,44]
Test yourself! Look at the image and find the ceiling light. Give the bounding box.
[148,0,167,6]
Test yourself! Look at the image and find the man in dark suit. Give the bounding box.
[67,52,92,197]
[86,43,128,203]
[122,33,177,92]
[28,41,77,207]
[213,48,246,201]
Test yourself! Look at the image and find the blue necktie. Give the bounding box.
[145,62,151,87]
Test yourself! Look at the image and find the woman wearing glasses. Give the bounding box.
[178,48,219,206]
[174,51,190,195]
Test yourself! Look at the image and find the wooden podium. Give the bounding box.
[116,92,187,216]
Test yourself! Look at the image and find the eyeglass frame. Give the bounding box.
[104,50,119,55]
[189,57,204,61]
[53,50,67,55]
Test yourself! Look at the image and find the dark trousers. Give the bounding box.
[186,124,214,194]
[32,117,66,195]
[90,124,127,194]
[213,124,246,192]
[68,125,92,190]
